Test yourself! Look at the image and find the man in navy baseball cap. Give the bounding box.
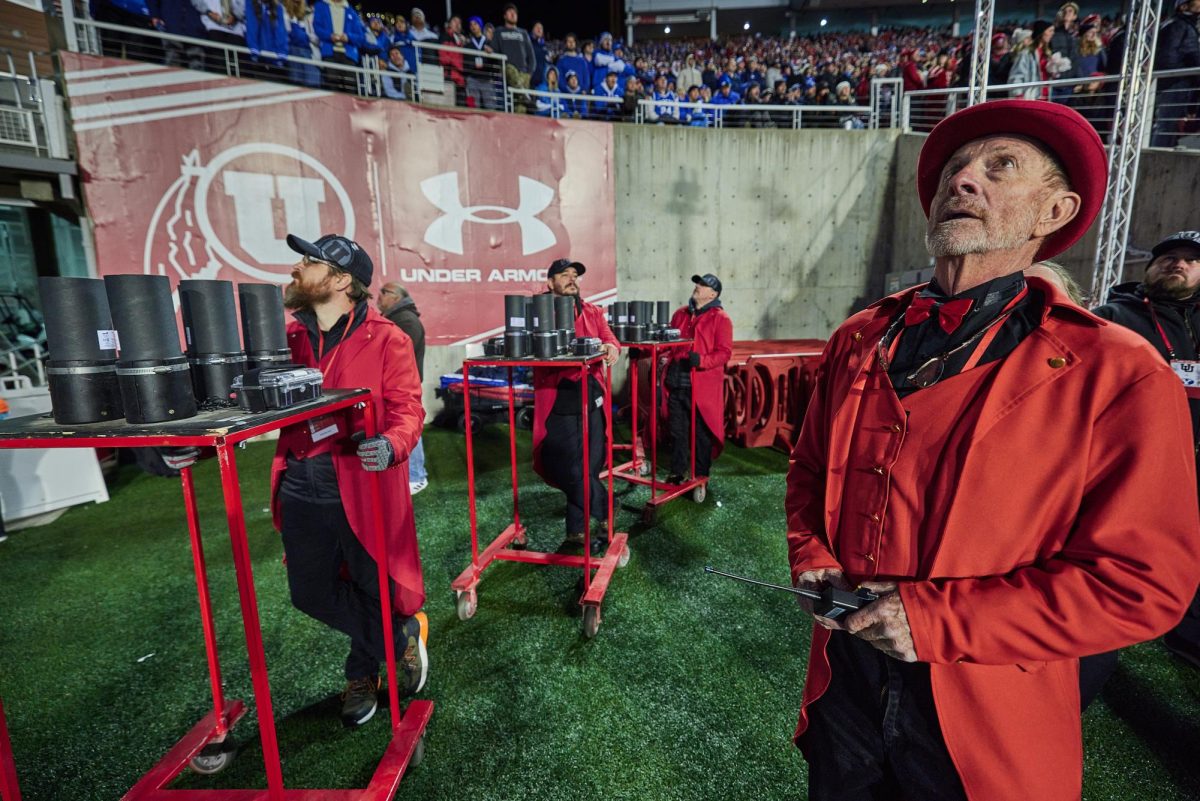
[277,230,430,729]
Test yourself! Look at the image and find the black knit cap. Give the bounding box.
[286,233,374,287]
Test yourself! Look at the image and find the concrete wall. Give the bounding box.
[613,125,901,339]
[890,134,1200,301]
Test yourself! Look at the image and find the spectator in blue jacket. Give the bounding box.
[579,40,595,91]
[530,21,547,86]
[391,16,418,83]
[312,0,362,75]
[534,64,563,116]
[711,78,740,105]
[682,84,711,127]
[592,70,621,120]
[284,0,320,87]
[591,31,615,90]
[382,43,412,99]
[245,0,289,76]
[363,12,391,59]
[148,0,206,70]
[562,69,588,118]
[556,33,589,93]
[650,73,679,123]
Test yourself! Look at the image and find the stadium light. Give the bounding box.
[664,25,671,33]
[743,21,750,30]
[820,19,827,27]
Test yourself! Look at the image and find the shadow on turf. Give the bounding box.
[1102,659,1200,793]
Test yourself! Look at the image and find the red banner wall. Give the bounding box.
[62,53,617,346]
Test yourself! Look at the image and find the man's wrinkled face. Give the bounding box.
[285,256,337,309]
[1145,246,1200,300]
[548,269,580,296]
[692,284,717,306]
[925,135,1066,258]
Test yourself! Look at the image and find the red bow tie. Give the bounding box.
[905,296,973,334]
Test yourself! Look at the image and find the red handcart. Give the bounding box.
[605,340,706,524]
[0,699,19,801]
[450,355,630,639]
[0,389,431,801]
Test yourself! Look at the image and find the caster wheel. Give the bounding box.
[516,406,534,430]
[408,734,426,768]
[692,485,707,503]
[618,546,631,568]
[637,460,651,476]
[641,506,656,525]
[455,590,477,620]
[190,741,235,775]
[456,413,482,433]
[583,605,601,639]
[511,528,527,549]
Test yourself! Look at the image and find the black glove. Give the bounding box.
[688,352,701,368]
[356,436,395,472]
[161,447,200,471]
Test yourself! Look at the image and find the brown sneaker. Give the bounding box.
[340,675,381,728]
[400,611,429,696]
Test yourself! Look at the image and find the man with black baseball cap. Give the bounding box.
[1093,229,1200,671]
[532,257,620,548]
[270,232,429,728]
[664,273,732,489]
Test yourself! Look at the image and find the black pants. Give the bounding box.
[322,53,360,93]
[280,493,408,680]
[542,405,608,535]
[800,631,968,801]
[667,387,714,477]
[1079,650,1119,711]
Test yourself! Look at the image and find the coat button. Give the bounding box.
[853,331,863,342]
[890,423,902,433]
[870,512,881,522]
[862,552,876,562]
[872,465,885,475]
[1048,357,1067,369]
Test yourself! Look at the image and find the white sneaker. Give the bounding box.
[409,479,429,495]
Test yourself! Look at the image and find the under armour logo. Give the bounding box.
[420,172,556,256]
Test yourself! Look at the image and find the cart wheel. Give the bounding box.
[456,413,482,433]
[583,605,601,639]
[641,505,656,525]
[512,528,527,548]
[189,741,235,775]
[692,484,707,504]
[455,590,477,621]
[516,406,534,430]
[408,734,426,769]
[618,545,631,568]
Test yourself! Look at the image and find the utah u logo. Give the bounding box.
[420,171,556,256]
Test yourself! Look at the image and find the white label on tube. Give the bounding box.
[510,316,526,328]
[97,329,119,350]
[618,315,628,323]
[185,326,192,346]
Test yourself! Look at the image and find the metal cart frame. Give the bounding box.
[0,389,431,801]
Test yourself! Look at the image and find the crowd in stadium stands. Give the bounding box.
[87,0,1200,135]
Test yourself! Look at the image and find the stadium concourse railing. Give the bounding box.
[902,68,1200,150]
[72,17,508,109]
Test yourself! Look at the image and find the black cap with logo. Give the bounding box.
[548,258,587,279]
[691,273,722,295]
[286,234,374,287]
[1151,231,1200,259]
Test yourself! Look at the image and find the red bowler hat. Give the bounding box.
[917,99,1108,260]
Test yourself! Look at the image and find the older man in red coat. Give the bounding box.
[664,273,732,486]
[786,100,1200,801]
[532,258,620,547]
[271,233,428,729]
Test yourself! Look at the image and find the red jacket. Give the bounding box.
[531,298,619,481]
[271,306,427,616]
[786,278,1200,800]
[665,303,733,458]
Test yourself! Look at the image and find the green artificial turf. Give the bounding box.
[0,426,1198,800]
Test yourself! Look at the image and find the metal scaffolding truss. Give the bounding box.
[1090,0,1163,304]
[966,0,996,107]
